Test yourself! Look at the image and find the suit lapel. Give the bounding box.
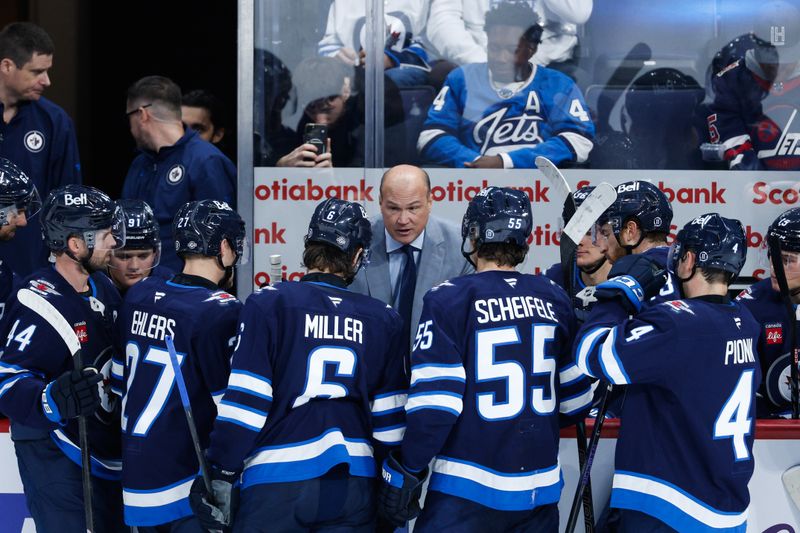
[366,220,393,305]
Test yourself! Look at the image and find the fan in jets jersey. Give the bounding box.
[0,185,126,531]
[379,187,592,532]
[707,3,800,170]
[417,1,594,169]
[736,207,800,417]
[576,214,760,532]
[0,158,41,321]
[112,199,245,528]
[545,186,611,321]
[192,198,407,532]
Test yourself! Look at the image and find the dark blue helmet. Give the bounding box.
[173,199,247,263]
[604,181,672,236]
[0,158,41,225]
[116,199,160,250]
[670,213,746,279]
[462,187,532,248]
[306,198,372,256]
[767,208,800,253]
[42,185,125,252]
[562,186,594,227]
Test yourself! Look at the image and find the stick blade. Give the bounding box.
[783,464,800,511]
[563,183,617,245]
[17,288,81,356]
[536,156,572,207]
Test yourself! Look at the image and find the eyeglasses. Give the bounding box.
[125,103,152,117]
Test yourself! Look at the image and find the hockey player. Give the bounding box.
[0,184,126,531]
[417,1,594,169]
[737,208,800,417]
[106,198,173,294]
[0,157,41,313]
[190,198,407,532]
[575,213,759,531]
[113,199,245,530]
[545,186,611,319]
[597,180,678,301]
[378,187,593,531]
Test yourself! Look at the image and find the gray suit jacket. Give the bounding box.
[350,215,474,346]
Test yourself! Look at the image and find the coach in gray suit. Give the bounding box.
[350,164,472,348]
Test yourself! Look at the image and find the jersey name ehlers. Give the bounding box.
[474,296,557,324]
[304,314,364,344]
[130,310,176,341]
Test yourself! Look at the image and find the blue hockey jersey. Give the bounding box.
[0,98,82,276]
[417,63,594,168]
[112,275,241,526]
[206,274,407,490]
[401,270,593,511]
[0,258,19,323]
[575,295,761,532]
[0,267,122,479]
[121,129,236,271]
[736,278,795,417]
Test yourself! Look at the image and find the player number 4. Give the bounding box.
[432,87,449,112]
[714,369,754,461]
[569,99,590,122]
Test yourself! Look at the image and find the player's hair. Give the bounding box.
[302,241,359,280]
[699,267,733,285]
[182,89,226,130]
[127,75,182,120]
[484,1,543,45]
[476,242,527,267]
[0,22,54,67]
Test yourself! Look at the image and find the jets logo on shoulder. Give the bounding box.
[28,279,60,297]
[166,164,185,185]
[24,130,45,153]
[204,291,237,303]
[430,280,455,291]
[504,278,517,288]
[736,288,753,300]
[328,296,342,307]
[663,300,695,315]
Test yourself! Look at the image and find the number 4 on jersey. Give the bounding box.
[714,369,754,461]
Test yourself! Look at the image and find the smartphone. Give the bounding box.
[303,123,328,154]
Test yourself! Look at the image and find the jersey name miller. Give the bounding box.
[130,310,176,341]
[474,295,557,324]
[304,313,364,344]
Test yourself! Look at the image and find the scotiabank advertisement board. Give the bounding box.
[251,168,800,288]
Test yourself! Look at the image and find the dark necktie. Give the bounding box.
[396,244,417,343]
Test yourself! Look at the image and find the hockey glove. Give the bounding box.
[378,449,428,527]
[41,368,103,423]
[595,255,667,313]
[189,466,239,532]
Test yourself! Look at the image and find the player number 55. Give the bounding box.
[413,320,433,352]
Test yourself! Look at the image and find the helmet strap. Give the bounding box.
[580,256,607,275]
[461,236,477,269]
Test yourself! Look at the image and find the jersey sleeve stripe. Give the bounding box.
[217,401,268,431]
[373,424,406,445]
[598,329,631,385]
[245,429,373,467]
[405,392,463,416]
[558,131,593,163]
[417,128,448,152]
[432,455,560,491]
[611,471,748,529]
[0,375,29,398]
[122,474,194,507]
[410,364,466,387]
[559,364,583,386]
[228,371,273,399]
[559,387,593,415]
[111,360,124,380]
[576,326,611,378]
[371,392,408,415]
[211,391,224,407]
[0,361,31,375]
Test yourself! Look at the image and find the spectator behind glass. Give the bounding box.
[182,89,226,145]
[0,22,81,276]
[318,0,432,87]
[707,0,800,170]
[424,0,592,71]
[417,1,594,169]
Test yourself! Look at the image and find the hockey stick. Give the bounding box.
[782,464,800,511]
[768,235,799,419]
[164,335,214,494]
[269,254,283,286]
[17,287,95,533]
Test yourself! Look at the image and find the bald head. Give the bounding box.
[379,165,433,245]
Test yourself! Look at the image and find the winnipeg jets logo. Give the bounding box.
[328,296,342,307]
[758,108,800,160]
[474,104,542,155]
[24,130,45,153]
[154,291,165,303]
[28,279,59,296]
[663,300,695,315]
[430,280,455,292]
[88,296,106,315]
[504,278,517,288]
[166,164,185,185]
[204,291,236,303]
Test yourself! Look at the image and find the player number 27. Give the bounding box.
[713,369,754,461]
[475,324,557,420]
[122,342,183,436]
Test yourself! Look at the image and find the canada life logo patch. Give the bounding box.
[24,130,45,153]
[73,321,89,343]
[765,323,783,345]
